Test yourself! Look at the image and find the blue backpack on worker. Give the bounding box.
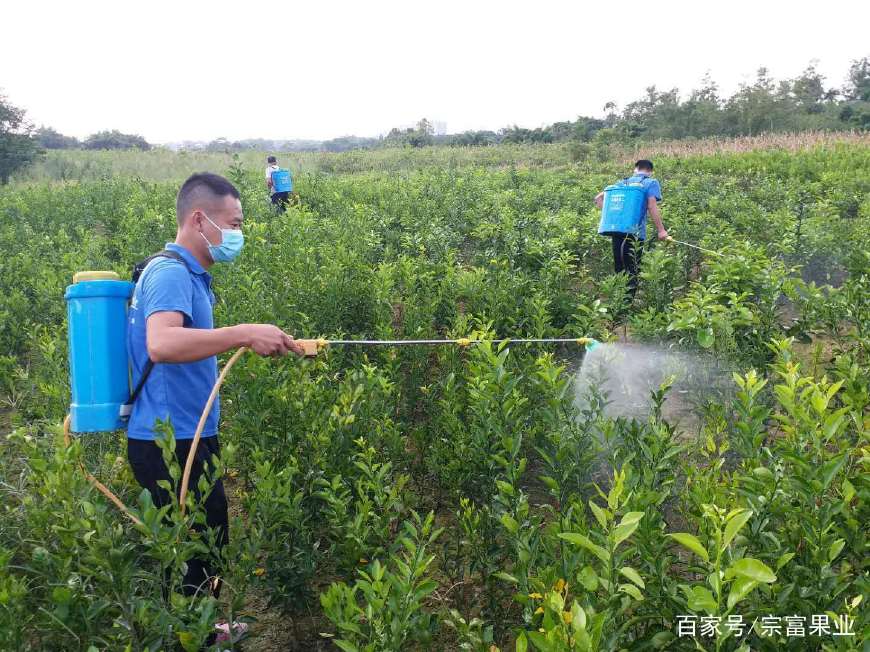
[597,177,648,237]
[271,168,293,193]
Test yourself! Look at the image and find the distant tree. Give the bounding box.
[681,73,724,137]
[84,129,151,150]
[0,92,41,184]
[416,118,434,136]
[844,56,870,101]
[573,117,606,142]
[790,63,828,113]
[384,118,435,148]
[724,67,790,135]
[603,101,620,128]
[408,119,435,147]
[321,135,380,151]
[447,130,499,146]
[839,57,870,129]
[205,137,232,152]
[35,126,80,149]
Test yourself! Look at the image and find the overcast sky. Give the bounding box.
[2,0,868,143]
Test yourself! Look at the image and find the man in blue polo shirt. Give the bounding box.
[594,159,668,301]
[126,172,303,640]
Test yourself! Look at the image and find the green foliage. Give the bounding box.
[320,511,442,651]
[83,129,151,151]
[0,142,867,649]
[0,92,41,184]
[34,126,80,150]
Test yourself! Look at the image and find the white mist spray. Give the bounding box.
[573,342,732,433]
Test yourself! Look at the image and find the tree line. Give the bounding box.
[34,128,151,151]
[1,57,868,182]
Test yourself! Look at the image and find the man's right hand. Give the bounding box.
[238,324,304,357]
[594,192,605,209]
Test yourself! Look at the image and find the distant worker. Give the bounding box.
[265,155,293,213]
[594,159,668,302]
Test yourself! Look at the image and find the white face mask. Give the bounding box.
[199,213,244,263]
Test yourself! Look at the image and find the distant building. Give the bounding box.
[432,121,447,136]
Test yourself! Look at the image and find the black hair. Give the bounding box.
[267,155,277,164]
[635,159,654,172]
[175,172,240,224]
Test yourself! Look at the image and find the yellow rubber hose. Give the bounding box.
[178,346,248,515]
[63,414,143,526]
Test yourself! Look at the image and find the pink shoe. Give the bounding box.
[214,620,249,646]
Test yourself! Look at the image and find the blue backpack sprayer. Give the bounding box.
[270,168,292,193]
[597,178,647,237]
[63,269,600,520]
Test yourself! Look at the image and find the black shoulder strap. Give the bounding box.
[131,249,190,284]
[120,358,154,418]
[120,250,193,420]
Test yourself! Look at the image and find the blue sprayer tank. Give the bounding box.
[271,168,293,193]
[64,271,134,433]
[597,181,646,236]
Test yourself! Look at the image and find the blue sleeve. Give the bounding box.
[140,260,193,323]
[646,179,662,202]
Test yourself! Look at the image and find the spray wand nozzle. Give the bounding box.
[297,336,600,358]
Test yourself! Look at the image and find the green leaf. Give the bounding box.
[668,533,709,562]
[697,328,714,348]
[775,552,795,570]
[612,511,644,547]
[589,501,608,529]
[500,514,519,534]
[612,522,639,547]
[494,571,519,585]
[516,631,528,652]
[650,631,675,648]
[570,601,587,631]
[333,640,360,652]
[723,509,752,550]
[619,511,645,526]
[527,630,554,652]
[828,538,845,563]
[842,478,855,504]
[558,533,610,563]
[819,455,846,491]
[729,557,776,583]
[706,570,723,601]
[177,632,199,652]
[619,583,644,601]
[540,475,559,491]
[685,585,717,613]
[578,565,599,591]
[727,576,759,610]
[619,566,645,589]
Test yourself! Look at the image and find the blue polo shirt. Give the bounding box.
[625,173,662,240]
[126,243,219,440]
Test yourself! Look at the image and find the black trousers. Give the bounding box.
[271,191,290,213]
[127,436,229,598]
[611,233,644,300]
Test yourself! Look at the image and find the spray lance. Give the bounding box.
[664,236,723,257]
[62,270,601,520]
[293,336,600,357]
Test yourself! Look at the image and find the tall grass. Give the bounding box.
[623,129,870,161]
